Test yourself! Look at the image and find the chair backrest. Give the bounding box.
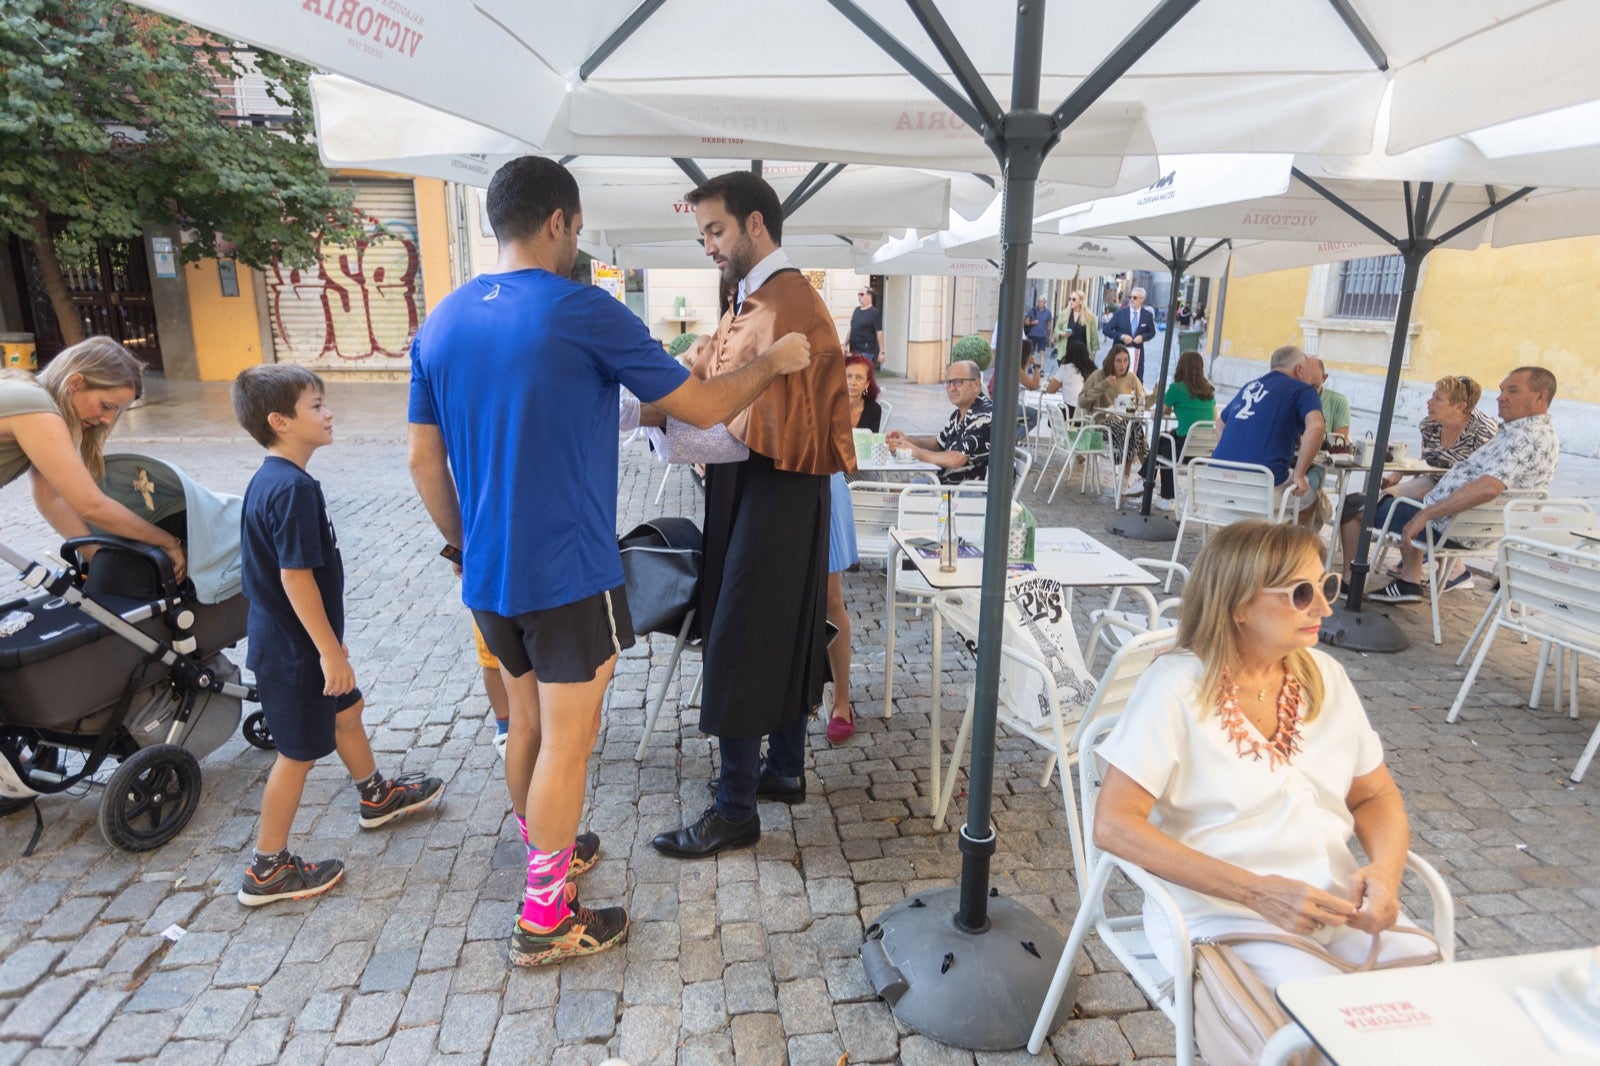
[896,483,990,543]
[1070,424,1112,456]
[1431,488,1547,547]
[876,397,895,432]
[1500,536,1600,648]
[1183,458,1285,526]
[1042,402,1078,442]
[1501,496,1595,541]
[1013,447,1033,493]
[1179,420,1219,461]
[850,480,911,563]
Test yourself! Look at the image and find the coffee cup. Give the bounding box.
[894,447,914,463]
[1389,442,1409,462]
[1352,439,1369,464]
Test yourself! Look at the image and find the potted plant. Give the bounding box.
[951,333,993,373]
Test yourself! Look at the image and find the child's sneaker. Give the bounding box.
[359,772,444,828]
[509,903,629,967]
[238,855,344,907]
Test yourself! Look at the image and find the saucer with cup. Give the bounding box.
[893,447,915,463]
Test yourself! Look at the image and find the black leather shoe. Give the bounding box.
[651,807,760,859]
[703,764,806,804]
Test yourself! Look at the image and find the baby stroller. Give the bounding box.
[0,454,269,855]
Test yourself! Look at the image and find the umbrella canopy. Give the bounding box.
[142,0,1600,165]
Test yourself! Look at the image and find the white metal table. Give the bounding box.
[887,526,1159,815]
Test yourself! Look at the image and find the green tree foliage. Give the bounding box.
[0,0,362,342]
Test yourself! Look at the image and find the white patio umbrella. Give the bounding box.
[1055,133,1600,649]
[132,0,1600,1047]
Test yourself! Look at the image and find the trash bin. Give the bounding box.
[1177,329,1204,353]
[0,333,36,370]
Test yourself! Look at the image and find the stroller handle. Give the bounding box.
[61,535,183,601]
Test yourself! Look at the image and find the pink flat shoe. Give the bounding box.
[826,705,856,745]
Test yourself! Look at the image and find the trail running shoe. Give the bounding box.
[237,855,344,907]
[509,903,629,967]
[569,832,601,877]
[359,772,444,828]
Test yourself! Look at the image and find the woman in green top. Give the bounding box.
[1155,350,1217,509]
[0,337,186,579]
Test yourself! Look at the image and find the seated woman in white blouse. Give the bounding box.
[1094,520,1438,990]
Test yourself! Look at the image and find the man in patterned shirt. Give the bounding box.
[1364,366,1560,603]
[886,359,994,483]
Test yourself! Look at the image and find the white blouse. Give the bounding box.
[1051,364,1085,407]
[1097,648,1385,927]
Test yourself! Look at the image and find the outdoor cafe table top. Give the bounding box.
[889,526,1159,595]
[1277,947,1596,1066]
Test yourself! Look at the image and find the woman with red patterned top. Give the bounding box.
[1092,522,1438,992]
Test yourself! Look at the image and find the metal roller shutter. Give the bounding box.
[266,179,426,369]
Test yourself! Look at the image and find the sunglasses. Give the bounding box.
[1262,573,1341,610]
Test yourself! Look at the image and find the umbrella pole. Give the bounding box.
[859,0,1205,1049]
[1321,236,1430,652]
[1110,240,1184,540]
[861,0,1067,1051]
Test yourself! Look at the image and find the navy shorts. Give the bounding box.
[473,585,634,684]
[254,680,363,762]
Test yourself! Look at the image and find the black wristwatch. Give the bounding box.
[439,544,463,565]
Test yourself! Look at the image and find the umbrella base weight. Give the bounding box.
[860,886,1072,1050]
[1320,605,1410,653]
[1107,513,1180,542]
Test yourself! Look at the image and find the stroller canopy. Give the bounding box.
[100,454,242,605]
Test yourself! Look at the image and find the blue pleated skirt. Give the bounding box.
[826,471,858,573]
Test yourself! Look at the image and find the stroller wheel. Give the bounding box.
[241,711,276,751]
[97,744,201,853]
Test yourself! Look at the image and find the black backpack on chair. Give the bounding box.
[617,517,702,638]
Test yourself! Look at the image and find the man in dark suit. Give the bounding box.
[1101,286,1157,378]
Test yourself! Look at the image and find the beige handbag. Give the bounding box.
[1191,929,1442,1066]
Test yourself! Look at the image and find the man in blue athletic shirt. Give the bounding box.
[407,156,812,967]
[1213,344,1326,525]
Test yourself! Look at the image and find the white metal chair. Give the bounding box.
[1456,497,1598,669]
[875,397,894,432]
[1447,536,1600,782]
[1031,403,1079,493]
[1369,488,1546,645]
[1155,419,1218,510]
[882,483,990,720]
[1169,458,1287,587]
[848,480,911,566]
[1045,422,1114,503]
[1026,712,1457,1060]
[1084,560,1187,673]
[634,610,702,760]
[928,582,1177,863]
[1012,446,1034,497]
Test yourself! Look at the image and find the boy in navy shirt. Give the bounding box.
[232,365,443,906]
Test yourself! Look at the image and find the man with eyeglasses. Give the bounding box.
[845,285,885,369]
[1364,366,1560,604]
[1102,286,1157,378]
[885,359,993,484]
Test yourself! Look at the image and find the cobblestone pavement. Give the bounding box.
[1,378,1597,1065]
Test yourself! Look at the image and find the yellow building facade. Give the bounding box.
[1218,234,1600,456]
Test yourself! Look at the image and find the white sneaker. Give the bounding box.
[1154,497,1175,512]
[492,732,508,760]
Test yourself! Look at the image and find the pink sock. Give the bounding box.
[520,842,574,930]
[515,813,529,846]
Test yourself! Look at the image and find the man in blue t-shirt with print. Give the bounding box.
[407,156,813,969]
[1213,344,1326,524]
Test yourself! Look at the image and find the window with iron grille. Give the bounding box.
[1334,255,1404,319]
